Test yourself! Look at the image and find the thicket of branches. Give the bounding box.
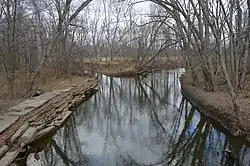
[0,0,177,98]
[1,0,250,124]
[147,0,250,128]
[0,0,94,97]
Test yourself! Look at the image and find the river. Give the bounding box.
[28,69,250,166]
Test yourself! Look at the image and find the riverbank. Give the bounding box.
[0,75,97,113]
[180,72,250,140]
[92,58,184,78]
[0,78,98,166]
[0,58,183,110]
[21,68,250,166]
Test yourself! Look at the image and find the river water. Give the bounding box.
[32,69,250,166]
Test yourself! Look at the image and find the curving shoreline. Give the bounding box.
[180,73,250,141]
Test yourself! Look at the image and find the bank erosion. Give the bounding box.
[0,78,98,166]
[180,72,250,141]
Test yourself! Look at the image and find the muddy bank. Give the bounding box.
[0,78,98,166]
[180,73,250,141]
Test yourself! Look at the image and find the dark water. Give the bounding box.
[33,69,250,166]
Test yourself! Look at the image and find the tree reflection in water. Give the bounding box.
[35,69,250,166]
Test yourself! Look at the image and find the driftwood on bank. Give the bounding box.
[0,79,98,166]
[99,65,152,78]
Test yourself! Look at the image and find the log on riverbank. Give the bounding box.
[0,78,98,166]
[98,66,153,78]
[180,73,250,141]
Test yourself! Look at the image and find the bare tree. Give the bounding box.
[141,0,249,128]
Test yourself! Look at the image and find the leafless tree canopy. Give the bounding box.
[0,0,178,98]
[0,0,250,116]
[146,0,250,128]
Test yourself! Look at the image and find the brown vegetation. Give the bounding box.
[0,0,182,112]
[1,0,250,163]
[0,69,96,113]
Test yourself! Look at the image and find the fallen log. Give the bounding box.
[99,65,152,78]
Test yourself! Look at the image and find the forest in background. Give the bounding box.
[0,0,250,119]
[0,0,181,100]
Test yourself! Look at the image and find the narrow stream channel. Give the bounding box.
[29,69,250,166]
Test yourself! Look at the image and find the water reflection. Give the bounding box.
[36,69,250,166]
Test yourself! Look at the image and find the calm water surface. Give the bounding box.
[36,69,250,166]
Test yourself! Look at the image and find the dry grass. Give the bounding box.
[0,58,183,111]
[0,68,95,112]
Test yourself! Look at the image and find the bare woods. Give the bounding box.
[0,0,93,99]
[1,0,250,127]
[150,0,250,127]
[0,0,180,101]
